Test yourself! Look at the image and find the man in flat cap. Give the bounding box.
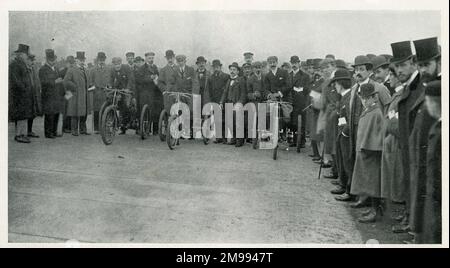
[9,44,35,143]
[89,52,111,133]
[404,37,441,243]
[348,54,391,208]
[372,55,394,95]
[63,51,89,136]
[422,80,441,244]
[208,59,230,144]
[288,55,311,148]
[39,49,66,138]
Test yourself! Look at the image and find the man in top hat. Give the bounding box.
[404,37,441,243]
[350,83,386,223]
[220,62,247,147]
[288,55,311,148]
[39,49,66,138]
[390,40,423,236]
[89,52,111,133]
[26,53,43,139]
[330,69,355,201]
[371,55,394,95]
[209,59,230,144]
[63,51,89,136]
[9,44,35,143]
[422,80,441,244]
[195,56,211,107]
[110,57,135,134]
[348,55,391,208]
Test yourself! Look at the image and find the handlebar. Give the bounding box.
[163,91,192,99]
[104,88,134,95]
[263,100,292,105]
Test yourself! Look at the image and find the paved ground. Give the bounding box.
[8,118,404,244]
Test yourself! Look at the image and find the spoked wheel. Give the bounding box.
[140,104,151,140]
[273,145,278,160]
[100,105,118,145]
[166,115,178,150]
[158,110,168,142]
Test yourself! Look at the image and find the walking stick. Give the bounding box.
[317,142,325,180]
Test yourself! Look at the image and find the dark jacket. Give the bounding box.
[247,72,265,103]
[110,64,134,90]
[220,76,247,104]
[264,68,291,102]
[9,57,36,121]
[208,71,229,104]
[39,63,65,114]
[289,69,311,111]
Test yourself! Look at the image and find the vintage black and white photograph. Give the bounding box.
[2,0,448,247]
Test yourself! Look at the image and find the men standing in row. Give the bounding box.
[89,52,110,133]
[39,49,66,138]
[288,55,311,148]
[64,51,89,136]
[9,44,35,143]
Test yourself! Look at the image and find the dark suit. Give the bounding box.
[289,69,311,145]
[264,68,291,102]
[135,63,159,118]
[110,65,135,130]
[220,77,247,141]
[39,64,65,137]
[335,89,352,194]
[208,71,229,104]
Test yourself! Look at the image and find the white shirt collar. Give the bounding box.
[340,88,351,96]
[384,75,390,84]
[271,67,278,75]
[360,77,370,85]
[394,85,404,93]
[292,68,299,75]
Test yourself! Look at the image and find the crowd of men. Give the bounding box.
[8,36,442,244]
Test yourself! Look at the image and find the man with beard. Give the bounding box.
[372,55,395,95]
[348,55,391,209]
[209,59,230,144]
[404,37,441,243]
[288,56,311,148]
[110,57,134,134]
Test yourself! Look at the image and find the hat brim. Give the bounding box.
[229,65,240,70]
[416,53,441,64]
[358,91,378,99]
[330,76,351,83]
[352,62,373,68]
[373,62,389,70]
[389,55,414,65]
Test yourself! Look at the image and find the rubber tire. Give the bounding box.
[158,110,168,142]
[100,105,117,145]
[273,145,278,160]
[140,104,151,140]
[167,115,177,150]
[296,115,302,153]
[98,101,109,133]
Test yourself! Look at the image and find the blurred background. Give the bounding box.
[9,10,441,68]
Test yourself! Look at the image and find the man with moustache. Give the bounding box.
[348,55,391,209]
[372,55,395,95]
[405,37,441,243]
[246,61,265,144]
[288,56,311,148]
[158,50,178,112]
[219,62,246,147]
[195,56,211,108]
[208,59,230,144]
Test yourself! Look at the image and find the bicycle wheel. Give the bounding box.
[98,101,109,133]
[273,145,278,160]
[158,110,168,142]
[140,104,151,140]
[100,105,117,145]
[296,115,302,153]
[166,115,178,150]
